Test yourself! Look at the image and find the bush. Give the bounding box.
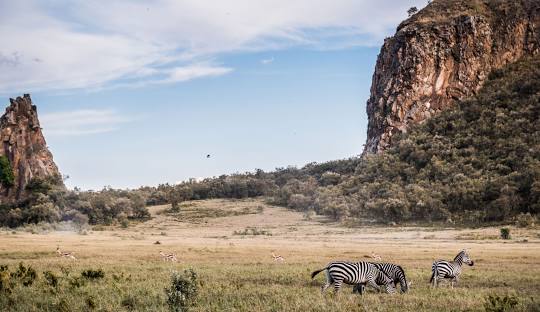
[11,262,37,287]
[0,265,12,293]
[81,269,105,280]
[500,228,511,240]
[121,295,138,310]
[165,269,199,312]
[515,213,536,228]
[43,271,59,288]
[484,294,519,312]
[0,156,14,187]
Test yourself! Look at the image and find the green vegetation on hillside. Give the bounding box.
[0,155,14,187]
[151,56,539,225]
[1,57,538,228]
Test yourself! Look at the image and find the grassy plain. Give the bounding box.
[0,198,539,311]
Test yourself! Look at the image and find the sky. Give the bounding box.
[0,0,426,190]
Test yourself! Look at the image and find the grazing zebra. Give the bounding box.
[159,251,178,262]
[430,250,474,288]
[353,262,410,294]
[311,261,396,294]
[56,247,77,260]
[272,253,285,262]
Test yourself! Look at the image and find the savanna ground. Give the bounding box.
[0,198,539,311]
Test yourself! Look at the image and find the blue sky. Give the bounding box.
[0,0,426,190]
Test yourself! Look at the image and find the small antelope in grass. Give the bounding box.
[271,252,285,262]
[370,252,382,261]
[56,247,77,260]
[159,251,178,262]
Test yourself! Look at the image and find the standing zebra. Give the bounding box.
[430,250,474,288]
[353,262,410,294]
[311,261,396,294]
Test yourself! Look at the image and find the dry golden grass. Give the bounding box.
[0,198,539,311]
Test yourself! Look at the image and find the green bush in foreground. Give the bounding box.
[484,294,519,312]
[166,269,199,312]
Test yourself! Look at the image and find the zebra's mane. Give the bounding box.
[454,250,467,261]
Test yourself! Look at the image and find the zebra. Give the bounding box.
[159,251,178,262]
[353,262,410,294]
[311,261,396,294]
[56,247,77,260]
[430,249,474,288]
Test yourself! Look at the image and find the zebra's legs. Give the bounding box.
[333,280,343,295]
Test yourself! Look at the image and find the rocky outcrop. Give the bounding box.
[364,0,540,153]
[0,94,63,203]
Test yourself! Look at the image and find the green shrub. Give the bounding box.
[484,294,519,312]
[69,276,86,288]
[85,296,97,310]
[500,228,511,240]
[11,263,36,287]
[81,269,105,280]
[515,213,536,228]
[0,265,12,293]
[43,271,59,288]
[121,295,138,310]
[165,269,199,312]
[0,156,14,187]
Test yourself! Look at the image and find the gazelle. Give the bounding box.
[56,247,77,260]
[272,252,285,262]
[370,252,382,261]
[159,251,178,262]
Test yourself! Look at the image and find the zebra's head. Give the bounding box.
[456,249,474,266]
[377,269,397,294]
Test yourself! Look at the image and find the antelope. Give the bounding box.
[56,247,77,260]
[272,253,285,262]
[370,252,382,261]
[159,251,178,262]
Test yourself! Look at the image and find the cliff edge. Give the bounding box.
[364,0,540,153]
[0,94,63,203]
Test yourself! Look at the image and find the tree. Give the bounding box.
[408,6,418,17]
[0,156,14,187]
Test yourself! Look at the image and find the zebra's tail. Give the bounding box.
[429,263,437,284]
[311,267,328,279]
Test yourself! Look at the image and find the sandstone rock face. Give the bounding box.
[364,0,540,154]
[0,94,63,203]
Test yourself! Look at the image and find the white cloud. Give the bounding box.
[0,0,426,93]
[261,57,274,65]
[40,109,132,136]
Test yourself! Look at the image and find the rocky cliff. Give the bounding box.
[364,0,540,153]
[0,94,63,203]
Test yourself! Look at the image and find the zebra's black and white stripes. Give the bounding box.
[430,250,474,288]
[353,262,410,294]
[311,261,396,294]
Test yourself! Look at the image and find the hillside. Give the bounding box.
[364,0,540,153]
[145,56,539,225]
